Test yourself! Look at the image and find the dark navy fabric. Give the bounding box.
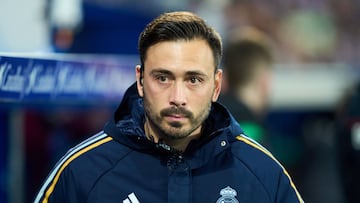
[35,82,303,203]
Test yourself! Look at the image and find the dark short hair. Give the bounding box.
[138,11,222,71]
[223,32,273,89]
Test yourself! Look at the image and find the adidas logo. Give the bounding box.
[123,192,140,203]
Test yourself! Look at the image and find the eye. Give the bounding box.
[156,75,169,83]
[188,76,203,85]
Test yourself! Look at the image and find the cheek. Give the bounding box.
[144,84,165,100]
[143,85,167,106]
[193,88,214,105]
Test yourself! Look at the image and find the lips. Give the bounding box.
[169,114,185,118]
[163,114,189,123]
[165,114,186,119]
[160,107,193,120]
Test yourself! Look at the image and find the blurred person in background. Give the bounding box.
[218,27,304,192]
[219,26,274,145]
[335,81,360,203]
[34,11,303,203]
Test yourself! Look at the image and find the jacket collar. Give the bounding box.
[104,82,244,166]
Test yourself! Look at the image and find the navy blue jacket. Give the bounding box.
[35,83,303,203]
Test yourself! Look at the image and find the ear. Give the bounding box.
[135,65,144,97]
[259,69,273,98]
[212,69,223,102]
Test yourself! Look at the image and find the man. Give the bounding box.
[219,27,274,144]
[34,11,303,203]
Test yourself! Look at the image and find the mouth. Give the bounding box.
[160,107,192,123]
[164,114,187,122]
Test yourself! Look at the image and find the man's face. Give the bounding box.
[136,39,222,140]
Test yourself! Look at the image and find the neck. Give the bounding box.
[144,119,201,152]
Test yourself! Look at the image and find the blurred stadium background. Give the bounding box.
[1,0,360,202]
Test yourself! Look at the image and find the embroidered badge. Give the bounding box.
[216,186,239,203]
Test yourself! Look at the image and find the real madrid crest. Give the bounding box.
[216,186,239,203]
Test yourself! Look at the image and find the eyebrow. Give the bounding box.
[150,68,208,78]
[149,69,172,76]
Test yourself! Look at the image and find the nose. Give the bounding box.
[169,82,186,107]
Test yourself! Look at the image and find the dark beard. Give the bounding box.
[143,100,211,140]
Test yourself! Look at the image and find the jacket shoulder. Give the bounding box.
[34,131,131,203]
[230,134,303,202]
[232,134,282,169]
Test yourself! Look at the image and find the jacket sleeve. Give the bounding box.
[34,133,113,203]
[34,165,83,203]
[275,169,304,203]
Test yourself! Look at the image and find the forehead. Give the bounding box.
[144,39,215,73]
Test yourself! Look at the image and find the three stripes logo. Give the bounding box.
[123,192,140,203]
